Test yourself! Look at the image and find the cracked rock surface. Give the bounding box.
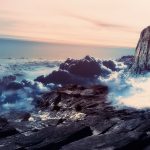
[0,85,150,150]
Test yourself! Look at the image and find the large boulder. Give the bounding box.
[102,60,117,71]
[60,56,102,78]
[35,56,112,85]
[35,69,100,86]
[131,26,150,73]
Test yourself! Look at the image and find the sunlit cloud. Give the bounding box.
[64,13,139,34]
[0,0,149,47]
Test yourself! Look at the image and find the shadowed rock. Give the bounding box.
[0,75,16,86]
[103,60,117,71]
[5,82,24,91]
[35,56,113,85]
[0,117,18,139]
[118,55,134,68]
[60,56,102,78]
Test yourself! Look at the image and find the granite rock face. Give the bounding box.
[132,26,150,74]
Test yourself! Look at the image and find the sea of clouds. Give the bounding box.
[0,56,150,113]
[0,58,61,113]
[106,72,150,109]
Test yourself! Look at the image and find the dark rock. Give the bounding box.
[0,118,18,139]
[37,92,61,109]
[35,56,111,85]
[38,84,109,119]
[34,75,45,84]
[0,117,8,128]
[61,131,144,150]
[60,55,102,78]
[15,123,92,149]
[41,118,66,126]
[35,70,83,85]
[75,104,82,112]
[0,125,18,139]
[103,60,116,71]
[6,82,24,91]
[118,55,134,68]
[21,113,31,122]
[0,75,16,86]
[52,105,61,111]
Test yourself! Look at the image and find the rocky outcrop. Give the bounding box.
[132,26,150,74]
[59,56,102,78]
[37,84,109,118]
[118,55,134,68]
[5,81,24,91]
[35,56,120,85]
[1,85,150,149]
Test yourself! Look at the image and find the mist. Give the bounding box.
[103,70,150,109]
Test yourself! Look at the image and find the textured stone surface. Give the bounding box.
[132,26,150,73]
[118,55,134,68]
[35,56,120,85]
[0,85,150,150]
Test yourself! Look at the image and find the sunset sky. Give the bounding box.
[0,0,149,58]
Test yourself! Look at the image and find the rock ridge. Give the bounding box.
[132,26,150,74]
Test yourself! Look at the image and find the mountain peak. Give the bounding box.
[131,26,150,74]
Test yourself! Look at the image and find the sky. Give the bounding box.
[0,0,149,59]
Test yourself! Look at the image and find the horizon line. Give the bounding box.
[0,35,135,50]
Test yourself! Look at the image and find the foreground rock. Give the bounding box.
[132,26,150,74]
[0,85,150,150]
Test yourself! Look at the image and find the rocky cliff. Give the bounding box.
[132,26,150,74]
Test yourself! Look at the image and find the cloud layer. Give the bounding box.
[1,0,149,47]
